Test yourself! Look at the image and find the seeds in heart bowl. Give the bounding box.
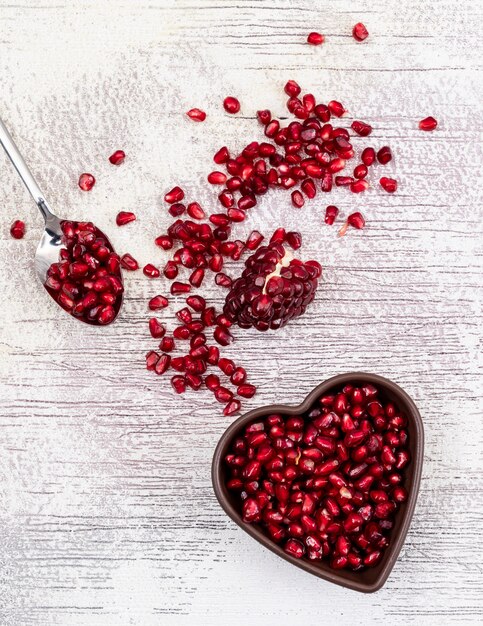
[213,374,423,592]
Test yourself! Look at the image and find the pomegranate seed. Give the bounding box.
[159,336,175,352]
[189,268,204,288]
[257,110,271,124]
[187,202,205,220]
[146,351,160,370]
[143,263,160,278]
[169,203,185,217]
[353,164,368,179]
[154,354,171,375]
[208,171,227,185]
[164,186,184,204]
[301,178,317,199]
[109,150,125,165]
[213,325,233,346]
[350,179,369,193]
[328,101,345,117]
[186,108,206,122]
[10,219,25,239]
[116,211,136,226]
[419,116,438,131]
[291,190,305,208]
[171,281,191,295]
[238,384,256,398]
[361,147,376,166]
[171,375,186,394]
[351,121,372,137]
[149,318,165,339]
[377,146,392,165]
[286,231,302,250]
[307,32,324,45]
[352,22,369,41]
[285,538,305,558]
[149,295,169,310]
[246,230,264,250]
[324,205,339,225]
[213,146,230,164]
[215,273,233,288]
[120,253,139,271]
[224,400,241,416]
[223,97,240,114]
[379,177,398,193]
[78,173,95,191]
[284,80,301,96]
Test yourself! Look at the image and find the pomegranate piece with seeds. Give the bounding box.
[223,239,321,331]
[44,220,123,325]
[10,219,25,239]
[224,381,411,572]
[78,173,95,191]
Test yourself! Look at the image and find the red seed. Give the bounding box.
[164,186,184,204]
[284,80,301,97]
[189,268,205,288]
[108,150,125,165]
[223,97,240,114]
[377,146,392,165]
[171,281,191,295]
[350,179,369,193]
[353,164,368,179]
[116,211,136,226]
[307,32,324,45]
[379,177,398,193]
[10,219,25,239]
[120,253,139,271]
[214,325,233,346]
[238,384,256,398]
[213,146,230,164]
[257,110,271,125]
[187,202,205,220]
[155,354,171,375]
[291,190,305,208]
[186,108,206,122]
[171,375,186,394]
[352,22,369,41]
[143,263,160,278]
[208,171,227,185]
[149,295,169,310]
[246,230,264,250]
[419,116,437,131]
[169,203,185,217]
[159,336,175,352]
[328,101,345,117]
[224,400,241,416]
[78,173,95,191]
[286,231,302,250]
[149,318,165,339]
[301,178,317,199]
[351,121,372,137]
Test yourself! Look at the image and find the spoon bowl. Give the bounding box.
[1,116,123,325]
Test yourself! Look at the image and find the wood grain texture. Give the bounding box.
[0,0,482,624]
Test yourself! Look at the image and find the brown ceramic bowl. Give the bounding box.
[212,373,424,593]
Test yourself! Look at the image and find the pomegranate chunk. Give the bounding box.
[224,381,411,571]
[10,219,25,239]
[223,239,321,331]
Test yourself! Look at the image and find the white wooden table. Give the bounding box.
[0,1,482,624]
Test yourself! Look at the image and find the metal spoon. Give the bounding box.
[0,116,123,324]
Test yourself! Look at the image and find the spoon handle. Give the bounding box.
[0,117,55,222]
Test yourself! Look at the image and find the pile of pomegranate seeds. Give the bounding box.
[419,116,438,131]
[224,382,410,570]
[10,219,25,239]
[44,221,123,325]
[224,235,321,331]
[78,173,95,191]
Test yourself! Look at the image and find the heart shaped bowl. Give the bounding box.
[212,372,424,593]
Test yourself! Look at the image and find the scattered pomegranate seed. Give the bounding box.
[307,32,324,45]
[186,108,206,122]
[149,295,169,310]
[286,231,302,250]
[225,381,410,570]
[291,190,305,208]
[348,212,365,230]
[328,100,345,117]
[171,281,191,295]
[164,186,184,204]
[224,399,241,416]
[257,110,271,125]
[171,375,186,394]
[238,384,256,398]
[419,116,438,131]
[377,146,392,165]
[116,211,136,226]
[379,177,398,193]
[325,205,339,225]
[10,219,25,239]
[351,121,372,137]
[109,150,125,165]
[143,263,160,278]
[223,97,240,114]
[284,80,301,97]
[361,147,376,166]
[352,22,369,41]
[208,171,227,185]
[120,253,139,271]
[78,173,95,191]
